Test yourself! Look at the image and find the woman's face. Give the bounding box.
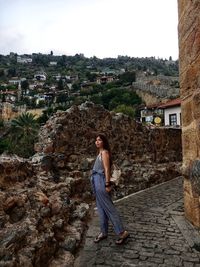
[95,136,104,149]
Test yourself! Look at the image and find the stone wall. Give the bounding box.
[135,89,162,106]
[35,102,182,199]
[132,81,179,100]
[0,102,182,266]
[178,0,200,227]
[0,154,91,267]
[35,101,181,163]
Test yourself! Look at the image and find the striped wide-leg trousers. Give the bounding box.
[91,172,124,235]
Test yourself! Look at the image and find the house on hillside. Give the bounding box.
[139,103,164,124]
[139,98,181,126]
[81,81,96,90]
[34,73,47,81]
[158,98,181,126]
[17,56,32,63]
[0,90,17,103]
[49,61,57,66]
[96,76,114,85]
[8,77,22,85]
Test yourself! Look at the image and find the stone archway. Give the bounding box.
[178,0,200,226]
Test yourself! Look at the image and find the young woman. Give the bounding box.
[91,133,129,245]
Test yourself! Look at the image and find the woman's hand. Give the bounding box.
[105,185,112,193]
[105,183,112,193]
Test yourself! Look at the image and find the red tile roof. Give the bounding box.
[158,98,181,109]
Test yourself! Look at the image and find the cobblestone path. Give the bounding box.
[75,177,200,267]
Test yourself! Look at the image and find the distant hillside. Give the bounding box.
[0,53,179,121]
[0,53,179,81]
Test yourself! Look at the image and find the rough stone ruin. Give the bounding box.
[0,102,182,266]
[178,0,200,227]
[35,101,182,195]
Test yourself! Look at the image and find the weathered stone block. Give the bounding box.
[189,160,200,194]
[192,89,200,120]
[182,129,198,161]
[178,0,189,16]
[180,64,199,97]
[184,179,200,227]
[181,99,193,127]
[35,102,181,164]
[179,0,200,227]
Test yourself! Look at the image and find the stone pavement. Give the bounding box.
[75,177,200,267]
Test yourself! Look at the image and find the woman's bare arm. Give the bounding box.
[101,150,111,184]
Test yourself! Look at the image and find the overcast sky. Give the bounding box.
[0,0,179,59]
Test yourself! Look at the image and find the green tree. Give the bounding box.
[92,84,104,93]
[56,93,68,103]
[37,107,54,124]
[86,71,97,82]
[113,104,135,118]
[9,113,39,157]
[21,80,29,96]
[7,85,17,91]
[101,88,141,110]
[58,55,67,66]
[0,139,10,154]
[119,71,136,85]
[57,78,64,90]
[37,100,45,108]
[7,67,16,77]
[109,97,121,110]
[90,95,102,105]
[0,69,5,77]
[72,82,81,91]
[32,54,49,66]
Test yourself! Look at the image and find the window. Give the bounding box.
[169,113,177,126]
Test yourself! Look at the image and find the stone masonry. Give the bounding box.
[35,101,181,164]
[0,102,182,266]
[178,0,200,226]
[35,101,182,198]
[76,177,200,267]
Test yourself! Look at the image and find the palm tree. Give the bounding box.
[9,112,39,157]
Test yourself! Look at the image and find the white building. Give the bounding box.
[34,73,47,81]
[17,56,32,63]
[8,77,26,85]
[8,78,21,85]
[159,98,181,126]
[49,61,57,66]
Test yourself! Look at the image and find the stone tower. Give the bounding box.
[178,0,200,226]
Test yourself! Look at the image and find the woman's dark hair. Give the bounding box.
[96,133,113,166]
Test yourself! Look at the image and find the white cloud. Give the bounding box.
[0,0,178,59]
